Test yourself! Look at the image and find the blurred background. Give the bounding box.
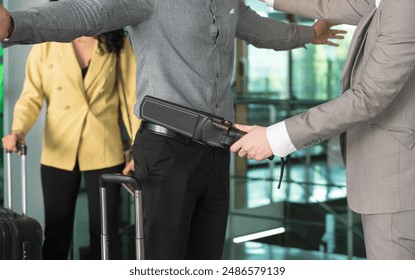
[1,0,364,260]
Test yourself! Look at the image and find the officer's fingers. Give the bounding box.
[230,138,244,153]
[234,124,256,133]
[238,148,248,158]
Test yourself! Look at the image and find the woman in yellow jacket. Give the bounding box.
[2,27,140,259]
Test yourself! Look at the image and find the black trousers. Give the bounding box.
[133,128,230,260]
[41,163,123,260]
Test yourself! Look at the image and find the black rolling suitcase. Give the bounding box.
[99,173,144,260]
[0,145,43,260]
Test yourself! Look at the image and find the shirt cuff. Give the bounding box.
[266,121,297,157]
[264,0,275,7]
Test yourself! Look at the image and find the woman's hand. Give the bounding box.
[2,130,25,154]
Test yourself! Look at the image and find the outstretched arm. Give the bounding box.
[1,0,152,46]
[236,0,346,51]
[259,0,370,26]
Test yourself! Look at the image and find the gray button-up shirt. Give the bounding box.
[8,0,313,121]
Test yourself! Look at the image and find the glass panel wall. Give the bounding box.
[244,1,355,99]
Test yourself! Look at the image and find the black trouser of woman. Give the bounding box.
[41,163,123,260]
[133,128,230,260]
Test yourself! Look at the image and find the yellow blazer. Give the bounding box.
[12,38,141,171]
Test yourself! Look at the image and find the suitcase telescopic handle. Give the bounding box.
[99,173,142,190]
[5,143,28,215]
[99,173,144,260]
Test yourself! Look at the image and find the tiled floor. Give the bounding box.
[223,241,362,260]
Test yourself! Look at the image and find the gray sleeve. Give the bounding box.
[6,0,153,45]
[273,0,371,26]
[236,0,314,51]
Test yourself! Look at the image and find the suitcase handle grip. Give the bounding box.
[4,143,27,155]
[18,144,27,156]
[99,173,141,190]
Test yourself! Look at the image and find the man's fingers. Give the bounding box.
[327,41,340,47]
[331,35,345,40]
[122,160,135,176]
[230,137,250,159]
[330,29,347,34]
[235,124,255,133]
[234,124,247,131]
[238,149,248,158]
[230,138,243,153]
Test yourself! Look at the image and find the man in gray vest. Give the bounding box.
[0,0,344,259]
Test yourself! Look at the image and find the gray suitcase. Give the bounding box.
[99,173,144,260]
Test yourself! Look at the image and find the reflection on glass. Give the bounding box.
[292,23,355,100]
[245,0,355,100]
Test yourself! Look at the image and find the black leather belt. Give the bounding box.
[141,122,191,143]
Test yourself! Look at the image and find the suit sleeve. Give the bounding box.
[272,0,371,26]
[6,0,153,45]
[11,45,45,135]
[118,37,141,144]
[236,0,314,51]
[285,0,415,151]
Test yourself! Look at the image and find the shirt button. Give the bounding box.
[63,105,70,110]
[48,64,53,69]
[56,86,62,91]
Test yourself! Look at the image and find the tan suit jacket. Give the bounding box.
[274,0,415,214]
[12,38,140,171]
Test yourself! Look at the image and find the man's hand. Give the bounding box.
[122,159,135,176]
[312,20,347,47]
[0,5,14,41]
[230,124,273,162]
[2,130,25,154]
[122,149,135,176]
